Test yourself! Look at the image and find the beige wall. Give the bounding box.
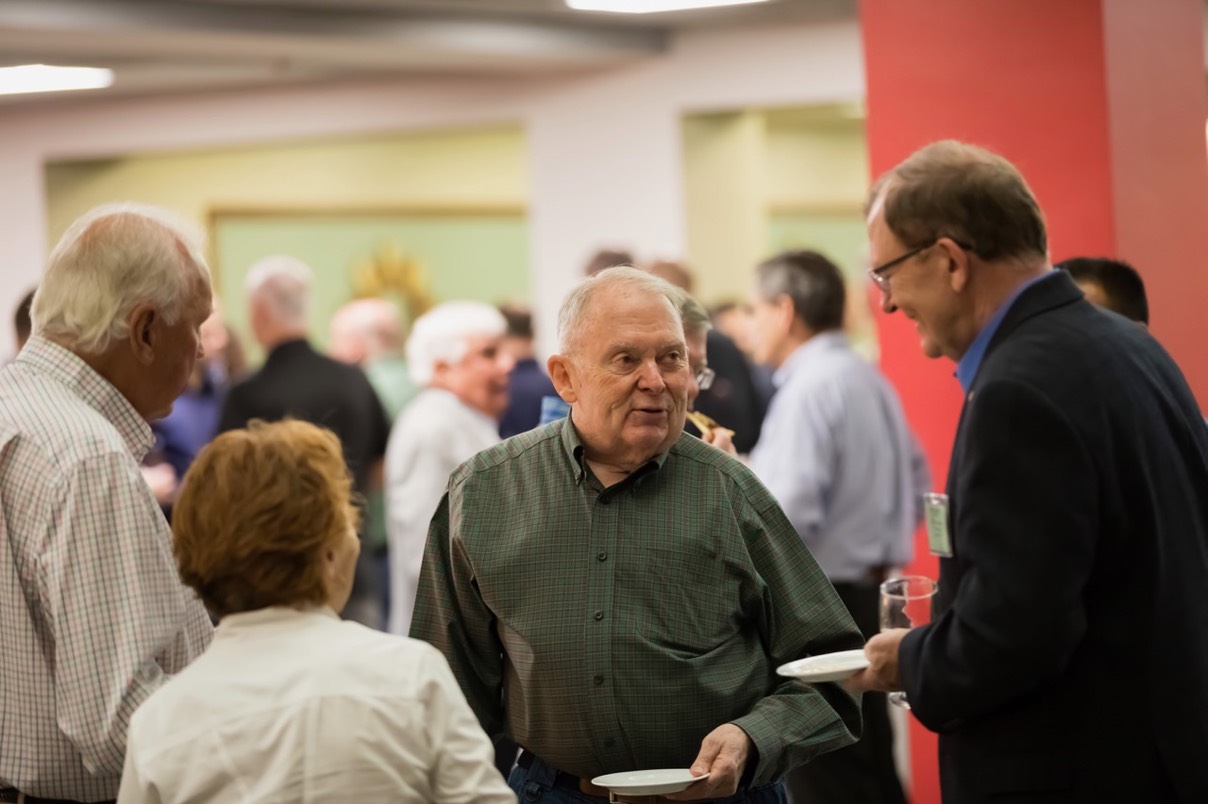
[683,104,869,306]
[682,111,768,302]
[44,124,528,246]
[44,125,531,362]
[764,109,868,207]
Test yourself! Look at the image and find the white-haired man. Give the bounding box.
[411,267,863,803]
[218,256,391,629]
[385,301,514,637]
[0,204,214,802]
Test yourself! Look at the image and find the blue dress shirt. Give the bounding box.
[956,272,1055,392]
[749,332,930,582]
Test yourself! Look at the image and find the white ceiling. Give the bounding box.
[0,0,856,106]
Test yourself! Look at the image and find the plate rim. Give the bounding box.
[776,648,870,680]
[590,768,710,793]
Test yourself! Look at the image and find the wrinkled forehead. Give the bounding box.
[593,287,680,326]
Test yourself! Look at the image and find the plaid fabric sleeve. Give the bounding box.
[42,453,189,775]
[729,486,865,784]
[410,487,507,741]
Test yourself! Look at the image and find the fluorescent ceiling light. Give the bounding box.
[0,64,114,97]
[567,0,770,13]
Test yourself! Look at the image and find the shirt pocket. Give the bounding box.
[626,541,748,655]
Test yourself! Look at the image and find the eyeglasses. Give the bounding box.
[695,366,715,391]
[868,238,972,292]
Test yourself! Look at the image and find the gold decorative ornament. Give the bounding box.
[349,242,434,324]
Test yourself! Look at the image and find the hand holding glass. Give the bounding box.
[879,575,937,709]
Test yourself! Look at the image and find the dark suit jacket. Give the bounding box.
[900,272,1208,803]
[499,357,556,440]
[217,339,390,497]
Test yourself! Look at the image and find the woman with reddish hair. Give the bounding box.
[118,419,513,803]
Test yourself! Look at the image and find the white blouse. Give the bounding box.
[117,606,515,803]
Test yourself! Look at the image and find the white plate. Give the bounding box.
[776,649,869,683]
[591,769,710,796]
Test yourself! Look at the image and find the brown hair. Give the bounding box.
[868,140,1047,262]
[583,248,635,277]
[644,259,695,293]
[173,419,359,617]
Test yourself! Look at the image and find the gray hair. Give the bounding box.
[406,300,506,386]
[32,203,210,354]
[557,265,683,354]
[245,255,312,330]
[667,286,711,337]
[755,250,846,333]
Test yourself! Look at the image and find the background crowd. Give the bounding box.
[1,140,1206,804]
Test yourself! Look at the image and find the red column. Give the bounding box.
[859,1,1208,801]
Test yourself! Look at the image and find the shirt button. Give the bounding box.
[597,552,607,561]
[594,610,604,621]
[599,496,611,506]
[593,674,604,686]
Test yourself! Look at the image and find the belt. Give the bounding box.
[517,751,614,798]
[516,753,704,803]
[0,791,113,804]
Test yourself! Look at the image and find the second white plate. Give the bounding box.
[776,649,869,683]
[591,769,710,796]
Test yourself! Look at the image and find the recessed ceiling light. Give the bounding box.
[0,64,114,97]
[567,0,771,13]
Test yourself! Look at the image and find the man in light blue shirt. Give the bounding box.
[748,249,929,804]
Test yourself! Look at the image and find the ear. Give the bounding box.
[430,359,451,379]
[943,238,973,293]
[319,543,338,594]
[547,353,578,405]
[774,293,797,334]
[127,303,158,365]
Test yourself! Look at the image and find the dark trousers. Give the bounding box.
[786,581,907,804]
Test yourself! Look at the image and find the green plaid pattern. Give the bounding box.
[411,417,862,785]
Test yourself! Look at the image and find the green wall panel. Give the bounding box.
[767,212,868,279]
[213,211,529,362]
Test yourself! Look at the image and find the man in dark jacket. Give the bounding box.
[851,140,1208,803]
[219,255,390,629]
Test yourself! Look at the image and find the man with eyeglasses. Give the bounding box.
[646,258,768,455]
[848,140,1208,803]
[668,287,737,455]
[746,249,928,804]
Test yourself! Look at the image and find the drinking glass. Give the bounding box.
[879,575,937,709]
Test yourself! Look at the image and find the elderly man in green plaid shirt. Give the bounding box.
[411,266,863,804]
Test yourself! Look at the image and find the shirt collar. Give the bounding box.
[955,272,1053,392]
[557,412,670,487]
[216,605,339,632]
[773,330,849,388]
[17,336,154,459]
[264,338,312,364]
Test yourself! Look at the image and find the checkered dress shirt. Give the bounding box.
[411,417,864,785]
[0,337,213,801]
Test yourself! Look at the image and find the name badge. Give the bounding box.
[924,492,953,557]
